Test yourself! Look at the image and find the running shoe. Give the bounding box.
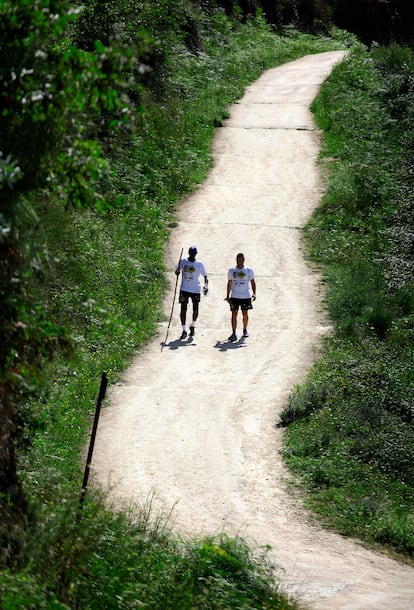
[243,328,249,338]
[228,333,237,342]
[189,326,195,337]
[180,330,188,340]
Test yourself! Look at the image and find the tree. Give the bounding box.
[0,0,138,563]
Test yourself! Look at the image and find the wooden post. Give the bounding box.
[79,371,108,508]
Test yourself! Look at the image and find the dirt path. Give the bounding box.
[92,52,414,609]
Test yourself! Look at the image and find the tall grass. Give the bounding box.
[280,42,414,559]
[3,12,346,608]
[0,492,299,609]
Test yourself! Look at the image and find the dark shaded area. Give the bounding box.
[333,0,414,46]
[217,0,414,44]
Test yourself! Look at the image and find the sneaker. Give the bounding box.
[228,333,237,342]
[189,326,195,337]
[243,328,249,338]
[180,330,188,340]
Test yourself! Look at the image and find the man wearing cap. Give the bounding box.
[175,246,208,340]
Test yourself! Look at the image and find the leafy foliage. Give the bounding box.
[0,0,141,558]
[0,0,139,201]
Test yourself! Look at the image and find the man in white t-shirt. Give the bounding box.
[225,252,256,341]
[175,246,208,340]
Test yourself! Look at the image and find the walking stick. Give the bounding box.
[163,247,183,347]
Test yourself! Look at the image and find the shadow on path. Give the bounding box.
[160,337,197,351]
[214,338,246,352]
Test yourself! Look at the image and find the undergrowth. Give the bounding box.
[0,492,297,609]
[280,42,414,559]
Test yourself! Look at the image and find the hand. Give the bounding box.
[203,286,208,296]
[252,294,256,301]
[175,269,180,276]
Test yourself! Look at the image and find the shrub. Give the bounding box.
[284,42,414,557]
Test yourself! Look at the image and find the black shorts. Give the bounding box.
[230,298,252,311]
[179,290,200,304]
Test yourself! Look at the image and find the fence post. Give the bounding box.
[79,371,108,508]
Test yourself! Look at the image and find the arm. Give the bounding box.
[226,279,232,301]
[203,275,208,295]
[251,278,256,300]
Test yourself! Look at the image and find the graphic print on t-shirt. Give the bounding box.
[179,258,207,294]
[233,270,246,279]
[185,264,196,274]
[228,266,254,299]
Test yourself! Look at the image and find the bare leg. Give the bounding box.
[180,302,187,326]
[192,300,199,322]
[231,310,238,333]
[242,310,248,330]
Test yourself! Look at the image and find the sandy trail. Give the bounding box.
[92,52,414,609]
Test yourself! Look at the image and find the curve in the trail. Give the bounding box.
[91,52,414,609]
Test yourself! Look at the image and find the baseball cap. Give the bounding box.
[188,245,197,255]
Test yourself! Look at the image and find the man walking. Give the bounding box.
[176,246,208,340]
[226,252,256,341]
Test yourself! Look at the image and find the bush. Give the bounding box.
[283,43,414,557]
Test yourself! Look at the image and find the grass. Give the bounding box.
[0,493,298,609]
[280,41,414,560]
[2,12,347,609]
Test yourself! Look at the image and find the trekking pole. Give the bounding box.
[163,247,183,347]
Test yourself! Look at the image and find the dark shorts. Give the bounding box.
[179,290,200,304]
[230,298,252,311]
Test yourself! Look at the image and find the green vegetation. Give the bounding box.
[0,495,297,609]
[280,42,414,559]
[0,0,346,606]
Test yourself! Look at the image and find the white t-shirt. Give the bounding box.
[228,266,255,298]
[178,258,207,294]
